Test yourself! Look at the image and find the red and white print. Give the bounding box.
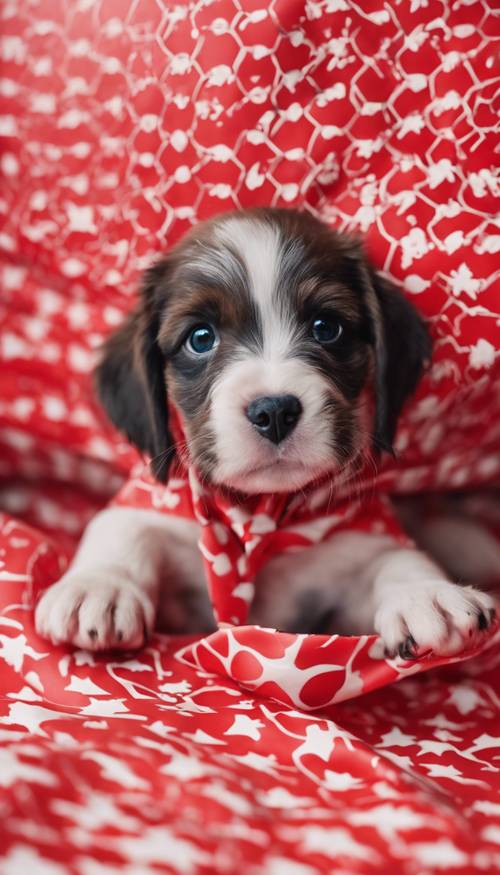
[0,1,499,873]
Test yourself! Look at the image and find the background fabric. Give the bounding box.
[0,1,499,873]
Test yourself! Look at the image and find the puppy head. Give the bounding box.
[95,208,430,492]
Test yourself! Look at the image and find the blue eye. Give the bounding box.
[186,324,218,354]
[311,316,343,345]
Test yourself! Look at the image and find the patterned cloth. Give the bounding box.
[113,448,413,630]
[0,1,499,873]
[112,455,498,712]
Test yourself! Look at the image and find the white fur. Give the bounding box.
[35,508,212,651]
[209,356,339,493]
[216,216,295,357]
[36,507,496,655]
[34,213,497,653]
[209,215,351,493]
[252,532,495,655]
[371,549,494,656]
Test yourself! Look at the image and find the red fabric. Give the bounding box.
[113,460,500,713]
[113,454,412,629]
[1,1,499,873]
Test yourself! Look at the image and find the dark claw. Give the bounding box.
[115,629,123,642]
[477,609,495,631]
[398,635,418,660]
[88,628,98,641]
[477,611,488,631]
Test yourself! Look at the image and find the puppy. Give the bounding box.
[35,208,495,655]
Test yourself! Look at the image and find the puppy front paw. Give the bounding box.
[375,581,496,659]
[35,570,156,651]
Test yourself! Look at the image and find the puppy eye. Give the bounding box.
[311,316,343,345]
[185,324,219,354]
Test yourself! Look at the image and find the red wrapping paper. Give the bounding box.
[0,1,499,872]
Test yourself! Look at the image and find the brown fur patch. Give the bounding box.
[95,207,430,484]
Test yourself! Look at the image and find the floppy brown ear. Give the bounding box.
[368,270,432,454]
[94,260,174,482]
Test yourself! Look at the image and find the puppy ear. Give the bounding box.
[368,270,431,454]
[94,260,174,482]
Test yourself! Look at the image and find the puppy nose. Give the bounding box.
[246,395,302,444]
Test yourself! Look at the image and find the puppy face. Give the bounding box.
[96,209,430,493]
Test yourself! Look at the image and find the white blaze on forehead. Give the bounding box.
[215,216,294,356]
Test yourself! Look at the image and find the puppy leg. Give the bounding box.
[369,547,496,658]
[35,507,207,650]
[253,532,396,634]
[255,533,496,656]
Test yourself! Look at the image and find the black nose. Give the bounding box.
[246,395,302,444]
